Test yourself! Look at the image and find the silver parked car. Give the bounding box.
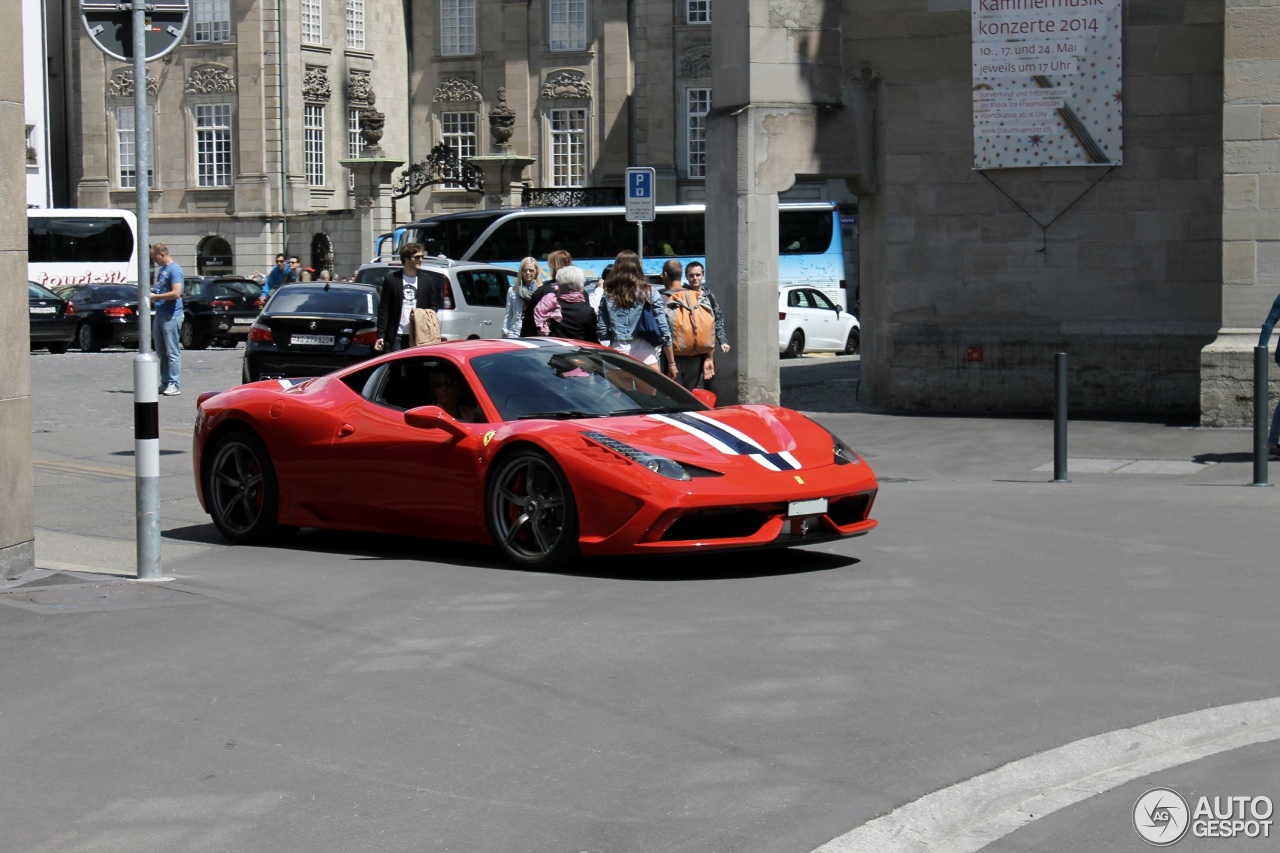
[355,258,517,341]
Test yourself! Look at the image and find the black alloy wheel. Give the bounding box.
[843,327,860,356]
[486,448,580,570]
[783,329,805,359]
[181,318,209,350]
[205,430,291,544]
[77,323,102,352]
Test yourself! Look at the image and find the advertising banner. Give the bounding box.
[972,0,1122,168]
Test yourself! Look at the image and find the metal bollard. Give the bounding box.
[1052,352,1070,483]
[1251,345,1270,487]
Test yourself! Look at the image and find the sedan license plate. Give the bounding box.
[787,498,828,517]
[30,306,57,314]
[233,317,254,325]
[290,334,334,346]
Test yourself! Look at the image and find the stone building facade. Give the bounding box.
[49,0,1280,421]
[67,0,409,278]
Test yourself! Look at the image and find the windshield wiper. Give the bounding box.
[516,410,604,420]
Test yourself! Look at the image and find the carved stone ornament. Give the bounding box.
[488,86,516,150]
[185,66,237,95]
[540,70,591,100]
[347,71,373,105]
[679,46,712,79]
[108,70,158,98]
[302,67,332,102]
[359,88,385,154]
[433,76,482,103]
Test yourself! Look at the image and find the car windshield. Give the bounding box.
[355,265,397,284]
[470,346,707,422]
[86,285,137,302]
[215,279,262,298]
[267,285,377,317]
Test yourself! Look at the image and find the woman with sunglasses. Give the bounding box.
[502,257,541,338]
[429,367,480,422]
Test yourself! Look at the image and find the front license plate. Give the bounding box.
[787,498,828,517]
[233,317,254,325]
[290,334,334,346]
[29,306,56,314]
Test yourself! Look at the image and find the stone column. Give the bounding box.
[341,157,404,262]
[1201,2,1280,426]
[705,0,852,405]
[1,32,33,577]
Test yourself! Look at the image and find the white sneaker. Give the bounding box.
[161,383,180,396]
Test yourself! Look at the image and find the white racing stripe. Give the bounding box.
[649,413,737,454]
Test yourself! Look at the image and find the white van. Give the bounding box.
[355,258,515,341]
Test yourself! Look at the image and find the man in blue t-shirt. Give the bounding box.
[262,253,288,298]
[149,243,185,396]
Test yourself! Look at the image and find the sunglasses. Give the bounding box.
[409,254,425,261]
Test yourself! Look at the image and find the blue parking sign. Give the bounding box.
[625,167,656,222]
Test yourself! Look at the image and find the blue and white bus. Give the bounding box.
[27,208,139,288]
[381,201,849,308]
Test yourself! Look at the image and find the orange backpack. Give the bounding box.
[666,290,716,356]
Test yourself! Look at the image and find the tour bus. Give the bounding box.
[378,201,849,308]
[27,208,139,288]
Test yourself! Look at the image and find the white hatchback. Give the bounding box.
[779,286,860,357]
[355,258,517,341]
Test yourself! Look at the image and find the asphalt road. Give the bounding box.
[7,345,1280,853]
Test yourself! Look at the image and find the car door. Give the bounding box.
[789,288,831,350]
[326,356,489,540]
[806,288,844,350]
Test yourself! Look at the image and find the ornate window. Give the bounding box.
[549,0,587,52]
[345,0,365,50]
[194,103,232,187]
[302,0,322,45]
[115,106,155,188]
[687,1,711,24]
[192,0,231,42]
[440,112,479,189]
[548,108,587,188]
[305,104,326,187]
[441,0,476,56]
[686,88,710,179]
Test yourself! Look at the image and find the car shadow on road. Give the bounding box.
[164,523,859,580]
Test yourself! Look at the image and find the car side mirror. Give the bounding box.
[404,405,468,438]
[691,388,717,408]
[835,305,842,317]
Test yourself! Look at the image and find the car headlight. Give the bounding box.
[583,432,692,481]
[830,431,862,465]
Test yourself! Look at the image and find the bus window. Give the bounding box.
[779,209,834,254]
[27,209,139,286]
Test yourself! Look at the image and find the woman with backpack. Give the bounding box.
[595,250,678,378]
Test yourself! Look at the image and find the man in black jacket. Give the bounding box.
[375,243,442,352]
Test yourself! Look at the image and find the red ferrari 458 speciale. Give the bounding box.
[194,338,878,570]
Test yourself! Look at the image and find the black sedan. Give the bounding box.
[243,282,380,383]
[56,283,142,352]
[181,276,264,350]
[28,282,77,354]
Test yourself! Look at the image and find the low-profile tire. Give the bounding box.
[783,329,805,359]
[205,430,290,544]
[842,327,860,356]
[181,319,209,350]
[486,448,580,571]
[46,342,69,354]
[77,323,102,352]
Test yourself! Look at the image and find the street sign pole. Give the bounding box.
[132,1,160,579]
[82,1,189,580]
[625,167,656,267]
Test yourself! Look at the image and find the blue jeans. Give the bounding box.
[154,309,182,389]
